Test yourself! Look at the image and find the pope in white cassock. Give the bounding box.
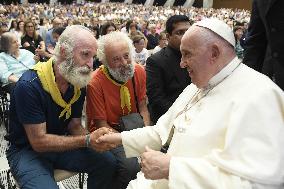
[97,18,284,189]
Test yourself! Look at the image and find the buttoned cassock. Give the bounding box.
[121,57,284,189]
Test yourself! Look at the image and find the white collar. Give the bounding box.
[204,56,241,90]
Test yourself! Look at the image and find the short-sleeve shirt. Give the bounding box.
[86,64,146,132]
[6,70,86,147]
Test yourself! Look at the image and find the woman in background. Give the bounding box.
[21,20,45,55]
[132,35,149,67]
[0,32,37,92]
[152,32,167,54]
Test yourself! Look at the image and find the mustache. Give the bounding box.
[76,65,92,74]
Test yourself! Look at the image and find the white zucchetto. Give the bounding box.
[193,18,236,47]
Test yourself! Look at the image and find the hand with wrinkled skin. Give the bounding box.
[96,132,122,150]
[141,146,171,180]
[89,127,116,152]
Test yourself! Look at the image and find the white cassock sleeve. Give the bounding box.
[121,85,196,157]
[168,87,284,189]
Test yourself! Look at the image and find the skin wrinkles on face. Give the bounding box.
[58,29,97,88]
[180,27,214,88]
[105,41,134,82]
[72,31,97,69]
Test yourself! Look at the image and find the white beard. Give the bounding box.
[106,62,134,83]
[58,57,92,88]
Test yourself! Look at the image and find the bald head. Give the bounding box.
[54,25,97,88]
[54,25,97,61]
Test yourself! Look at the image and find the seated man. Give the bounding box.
[0,32,36,92]
[86,31,151,189]
[5,25,116,189]
[97,19,284,189]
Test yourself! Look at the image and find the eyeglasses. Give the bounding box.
[26,25,34,28]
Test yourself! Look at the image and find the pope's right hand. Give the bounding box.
[89,127,116,152]
[96,133,122,148]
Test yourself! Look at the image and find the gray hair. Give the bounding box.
[0,32,14,53]
[97,31,135,65]
[53,25,92,62]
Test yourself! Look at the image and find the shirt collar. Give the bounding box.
[205,56,241,90]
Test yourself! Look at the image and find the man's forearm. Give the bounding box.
[139,99,151,125]
[31,134,87,152]
[69,124,89,135]
[140,108,151,126]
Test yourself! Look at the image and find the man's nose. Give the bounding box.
[121,57,128,66]
[86,58,93,69]
[180,58,187,68]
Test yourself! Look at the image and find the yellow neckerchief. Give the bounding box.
[100,65,131,115]
[33,59,81,120]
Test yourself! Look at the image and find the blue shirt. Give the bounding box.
[6,70,86,147]
[45,29,56,49]
[0,49,35,86]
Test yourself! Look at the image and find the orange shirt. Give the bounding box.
[86,64,146,132]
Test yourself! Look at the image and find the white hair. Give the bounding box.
[54,25,93,88]
[53,25,91,62]
[97,31,135,65]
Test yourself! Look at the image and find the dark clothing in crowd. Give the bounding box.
[21,35,43,54]
[146,33,159,50]
[243,0,284,90]
[146,46,191,123]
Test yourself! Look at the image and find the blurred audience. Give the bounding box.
[0,32,36,92]
[152,32,167,54]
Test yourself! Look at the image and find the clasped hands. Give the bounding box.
[89,127,121,152]
[96,130,171,180]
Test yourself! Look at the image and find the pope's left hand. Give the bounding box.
[141,146,171,180]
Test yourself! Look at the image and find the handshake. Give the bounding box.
[88,127,172,180]
[87,127,122,152]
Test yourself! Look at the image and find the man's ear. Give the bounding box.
[211,44,220,63]
[60,46,65,57]
[166,33,171,40]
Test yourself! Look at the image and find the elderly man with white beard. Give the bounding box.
[5,25,116,189]
[86,31,151,189]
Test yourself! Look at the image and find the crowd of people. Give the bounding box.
[1,1,284,189]
[0,2,250,88]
